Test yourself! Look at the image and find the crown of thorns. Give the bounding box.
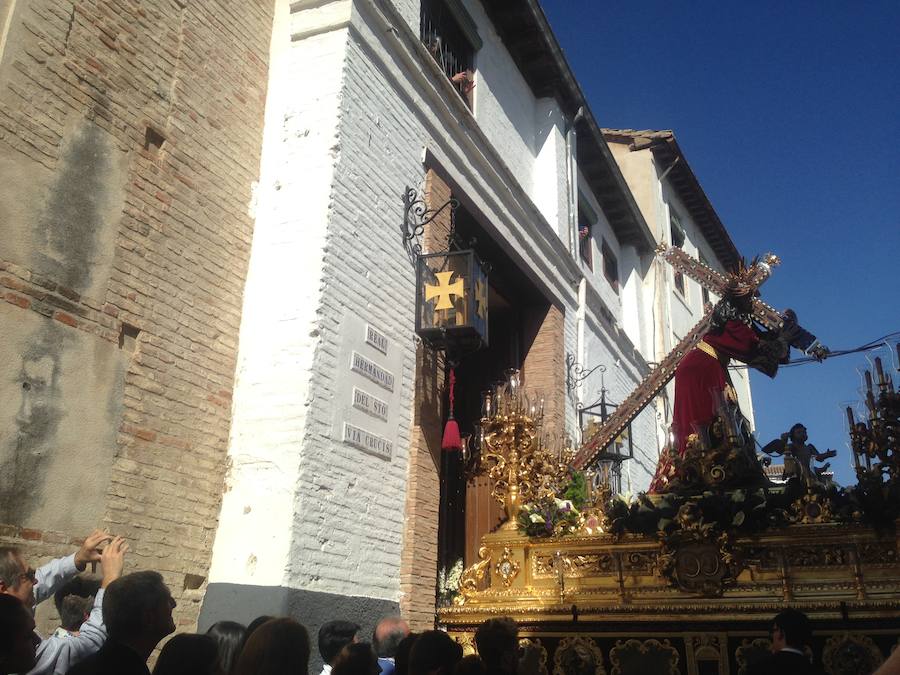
[724,253,780,296]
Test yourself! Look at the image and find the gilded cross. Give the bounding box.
[475,278,488,320]
[425,271,465,310]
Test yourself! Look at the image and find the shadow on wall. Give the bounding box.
[0,115,129,530]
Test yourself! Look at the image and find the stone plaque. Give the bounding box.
[365,324,389,354]
[351,351,395,392]
[343,422,392,460]
[352,387,388,421]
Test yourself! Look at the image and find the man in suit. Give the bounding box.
[748,609,824,675]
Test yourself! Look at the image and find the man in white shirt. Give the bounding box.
[0,530,128,675]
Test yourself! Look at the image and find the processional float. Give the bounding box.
[438,247,900,675]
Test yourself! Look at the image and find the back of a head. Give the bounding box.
[207,620,247,675]
[103,571,170,642]
[332,642,380,675]
[774,609,812,648]
[233,617,310,675]
[474,618,518,673]
[53,577,101,615]
[318,620,361,665]
[453,655,486,675]
[60,595,94,632]
[0,548,23,594]
[373,617,410,659]
[393,633,419,675]
[408,631,462,675]
[152,634,218,675]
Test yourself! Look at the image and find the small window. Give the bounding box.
[601,239,618,293]
[669,212,686,295]
[578,204,593,269]
[699,252,712,309]
[420,0,480,109]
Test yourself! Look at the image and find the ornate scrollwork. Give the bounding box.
[553,636,606,675]
[609,638,679,675]
[734,638,772,675]
[790,490,834,524]
[533,553,614,578]
[822,633,884,675]
[402,186,458,255]
[454,546,491,606]
[494,546,520,587]
[657,503,744,597]
[519,638,548,675]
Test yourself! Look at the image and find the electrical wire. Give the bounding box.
[729,330,900,371]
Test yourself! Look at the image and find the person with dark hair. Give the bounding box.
[233,617,310,675]
[58,595,94,634]
[241,616,273,651]
[747,609,823,675]
[67,571,176,675]
[53,577,102,619]
[152,634,219,675]
[318,620,361,675]
[0,595,37,674]
[332,643,381,675]
[373,617,410,675]
[408,630,462,675]
[207,620,246,675]
[392,633,418,675]
[27,536,128,675]
[474,618,518,675]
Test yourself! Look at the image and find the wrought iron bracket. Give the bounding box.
[566,353,606,394]
[402,186,459,255]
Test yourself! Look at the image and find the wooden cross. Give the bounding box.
[572,245,782,470]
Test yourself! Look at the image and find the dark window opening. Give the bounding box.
[578,204,593,269]
[601,239,619,293]
[144,126,166,153]
[699,253,712,309]
[669,212,686,295]
[420,0,480,109]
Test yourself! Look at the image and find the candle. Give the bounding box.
[875,357,886,387]
[846,406,855,428]
[865,370,873,393]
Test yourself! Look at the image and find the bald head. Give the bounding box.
[373,617,410,659]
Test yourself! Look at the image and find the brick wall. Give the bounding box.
[0,0,275,632]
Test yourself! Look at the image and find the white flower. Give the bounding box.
[529,513,546,524]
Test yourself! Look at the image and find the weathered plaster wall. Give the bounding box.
[0,0,275,634]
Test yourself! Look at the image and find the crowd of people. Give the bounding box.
[1,532,898,675]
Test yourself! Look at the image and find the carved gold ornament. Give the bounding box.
[553,636,606,675]
[494,546,520,587]
[790,491,834,524]
[822,633,884,674]
[518,638,548,675]
[609,638,679,675]
[454,546,491,606]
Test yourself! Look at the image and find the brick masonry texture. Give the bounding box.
[0,0,275,633]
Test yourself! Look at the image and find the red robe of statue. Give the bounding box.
[649,319,762,493]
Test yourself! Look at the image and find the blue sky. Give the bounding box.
[539,1,900,484]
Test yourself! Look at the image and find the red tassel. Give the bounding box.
[442,368,462,451]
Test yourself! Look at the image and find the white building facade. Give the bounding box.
[199,0,749,650]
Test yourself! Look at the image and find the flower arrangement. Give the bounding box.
[437,558,464,606]
[517,470,588,537]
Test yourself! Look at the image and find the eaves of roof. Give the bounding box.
[602,129,741,270]
[480,1,656,254]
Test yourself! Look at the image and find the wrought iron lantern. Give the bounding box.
[415,249,488,350]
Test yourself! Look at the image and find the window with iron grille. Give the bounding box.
[420,0,481,109]
[669,212,686,295]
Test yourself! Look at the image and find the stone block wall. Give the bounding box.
[0,0,274,632]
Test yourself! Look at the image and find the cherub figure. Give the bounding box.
[763,423,836,488]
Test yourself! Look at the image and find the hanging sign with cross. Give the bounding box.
[415,249,489,350]
[572,245,781,469]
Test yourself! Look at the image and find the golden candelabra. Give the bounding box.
[467,369,573,530]
[848,348,900,480]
